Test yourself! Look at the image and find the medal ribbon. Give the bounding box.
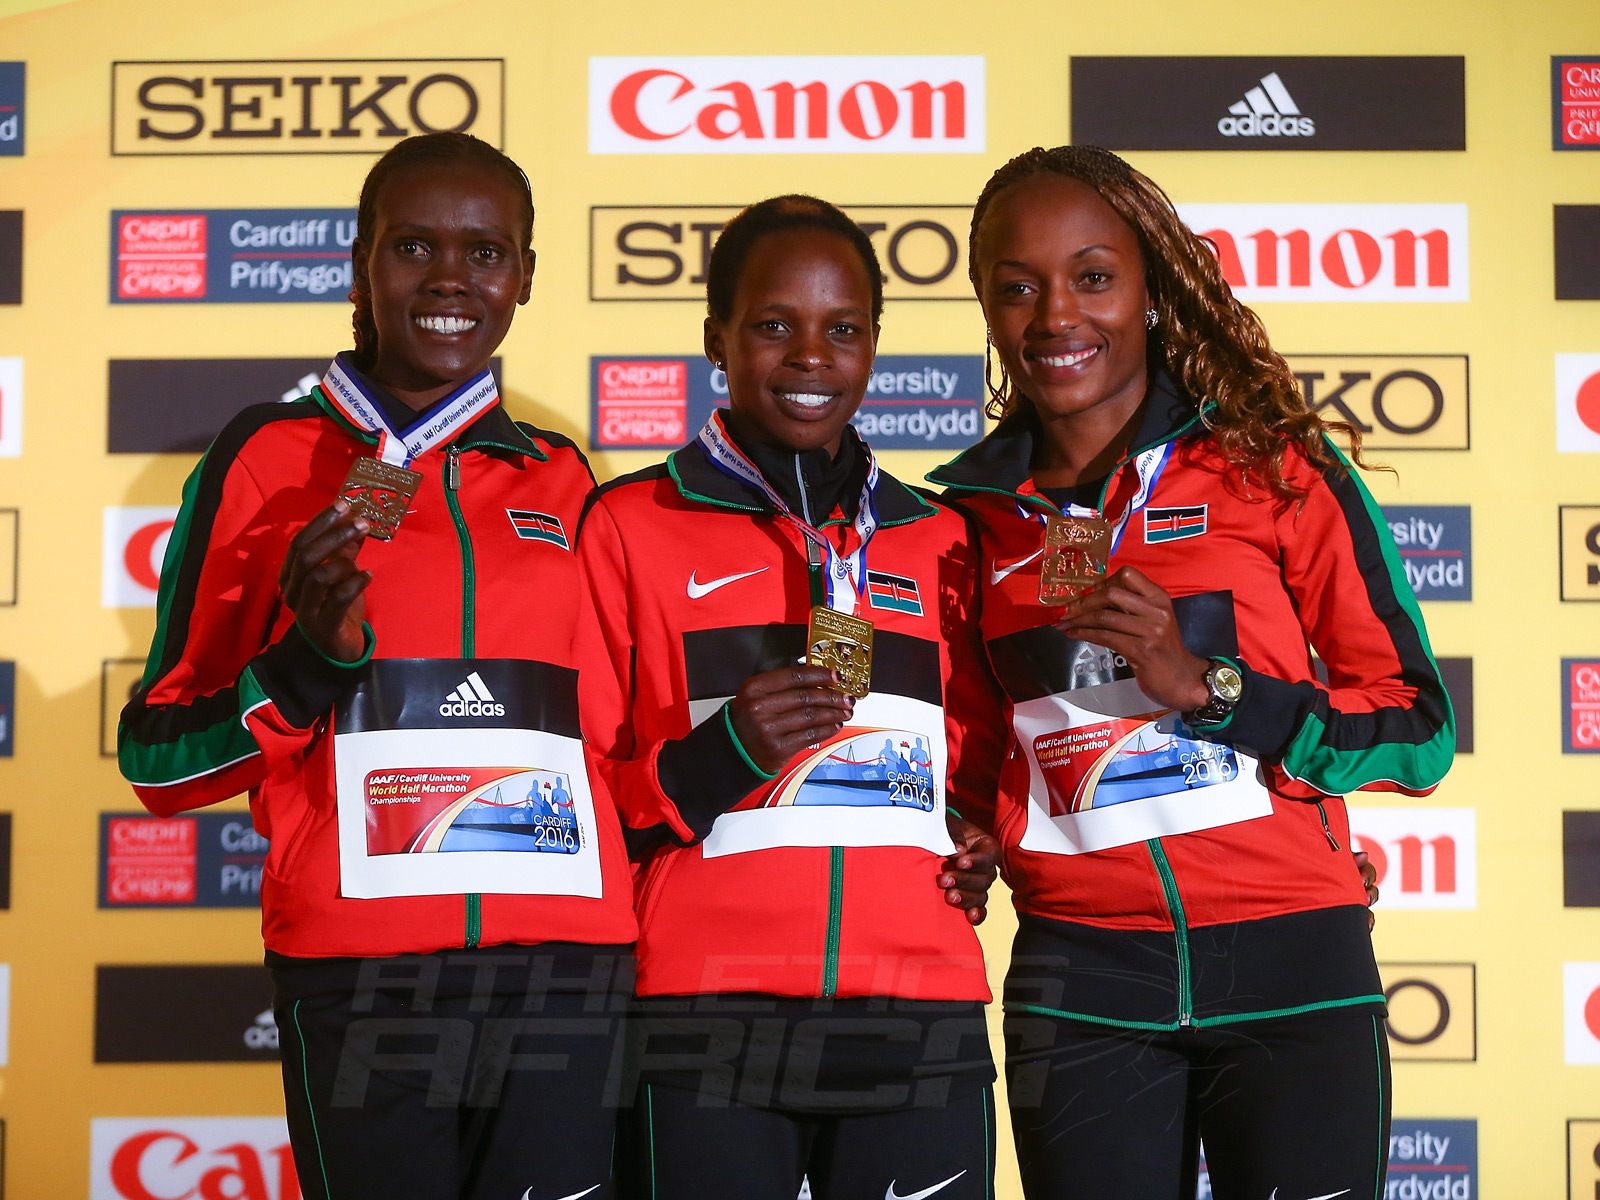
[696,410,880,615]
[319,352,501,468]
[1018,442,1176,554]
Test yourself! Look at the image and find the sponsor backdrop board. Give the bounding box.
[0,1,1594,1196]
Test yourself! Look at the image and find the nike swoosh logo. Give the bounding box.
[990,548,1043,585]
[522,1187,600,1200]
[1268,1190,1351,1200]
[886,1170,966,1200]
[687,566,769,599]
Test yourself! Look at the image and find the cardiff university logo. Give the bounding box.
[590,56,984,154]
[103,507,179,608]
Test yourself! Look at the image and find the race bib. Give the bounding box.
[989,592,1273,855]
[698,690,953,859]
[334,658,601,898]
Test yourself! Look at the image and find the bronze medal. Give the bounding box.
[807,605,875,699]
[339,456,422,541]
[1038,514,1111,605]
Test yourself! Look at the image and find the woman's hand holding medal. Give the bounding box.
[1056,565,1212,713]
[727,665,856,776]
[280,498,373,663]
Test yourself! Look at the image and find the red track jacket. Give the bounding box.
[119,387,636,958]
[575,427,1006,1001]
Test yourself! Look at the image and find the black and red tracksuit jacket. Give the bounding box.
[118,385,636,959]
[575,428,1007,1002]
[927,374,1455,1029]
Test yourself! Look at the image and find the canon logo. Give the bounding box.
[94,1119,299,1200]
[590,57,984,154]
[1179,204,1468,302]
[1347,806,1477,909]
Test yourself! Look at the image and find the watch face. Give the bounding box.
[1212,664,1244,702]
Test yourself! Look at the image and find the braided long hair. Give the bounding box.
[349,132,534,371]
[969,145,1376,496]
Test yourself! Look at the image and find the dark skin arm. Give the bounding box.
[279,499,372,662]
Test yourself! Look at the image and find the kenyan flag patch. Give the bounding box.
[1144,505,1208,544]
[507,509,570,549]
[865,570,923,616]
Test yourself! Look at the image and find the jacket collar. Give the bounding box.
[667,416,937,527]
[925,369,1204,501]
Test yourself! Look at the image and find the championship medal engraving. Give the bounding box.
[1038,515,1111,605]
[339,456,422,541]
[807,606,875,699]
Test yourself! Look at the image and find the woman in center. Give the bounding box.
[576,196,1005,1199]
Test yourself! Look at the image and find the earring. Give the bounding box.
[715,360,724,370]
[1144,308,1159,330]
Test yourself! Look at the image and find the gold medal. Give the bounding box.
[807,605,875,699]
[339,456,422,541]
[1038,514,1111,605]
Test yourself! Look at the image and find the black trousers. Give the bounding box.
[273,951,630,1200]
[625,1079,996,1200]
[1004,1006,1392,1200]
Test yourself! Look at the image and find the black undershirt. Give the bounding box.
[722,409,869,522]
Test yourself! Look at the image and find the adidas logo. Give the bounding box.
[438,671,507,718]
[1217,72,1316,138]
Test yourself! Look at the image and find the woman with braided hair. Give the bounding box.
[927,146,1455,1199]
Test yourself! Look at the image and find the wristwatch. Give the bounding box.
[1186,658,1244,728]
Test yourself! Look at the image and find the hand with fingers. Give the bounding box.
[726,664,856,776]
[940,813,1001,926]
[1057,566,1212,713]
[1355,850,1380,931]
[280,498,373,663]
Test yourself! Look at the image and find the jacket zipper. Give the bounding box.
[795,459,846,997]
[1314,800,1341,851]
[1146,839,1194,1027]
[444,445,482,949]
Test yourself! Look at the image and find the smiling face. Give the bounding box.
[354,158,534,411]
[704,226,879,457]
[974,173,1151,429]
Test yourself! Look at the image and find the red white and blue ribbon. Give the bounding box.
[319,352,500,468]
[696,410,880,615]
[1017,442,1175,555]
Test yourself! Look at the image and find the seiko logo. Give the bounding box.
[1178,204,1468,302]
[590,57,984,154]
[590,205,972,301]
[111,60,504,155]
[439,671,505,718]
[1217,72,1315,138]
[1379,962,1477,1061]
[1285,355,1470,451]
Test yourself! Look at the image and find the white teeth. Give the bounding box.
[415,315,477,334]
[778,391,832,408]
[1039,348,1098,368]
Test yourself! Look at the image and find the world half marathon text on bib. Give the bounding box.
[333,658,601,898]
[680,624,954,859]
[987,591,1272,855]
